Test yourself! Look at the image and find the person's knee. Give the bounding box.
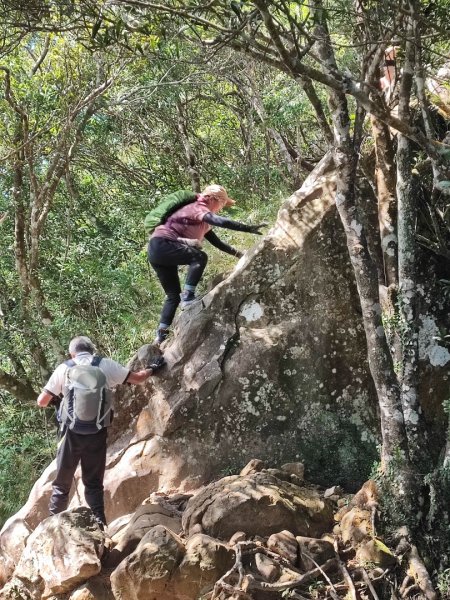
[197,250,208,266]
[166,291,181,303]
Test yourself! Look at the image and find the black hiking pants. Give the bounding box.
[49,427,107,524]
[148,236,208,326]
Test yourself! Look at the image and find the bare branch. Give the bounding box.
[31,34,51,75]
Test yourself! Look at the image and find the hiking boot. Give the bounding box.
[94,516,106,532]
[154,328,170,345]
[180,290,196,309]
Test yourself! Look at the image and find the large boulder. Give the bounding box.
[110,525,185,600]
[171,534,235,600]
[0,508,104,599]
[182,472,334,540]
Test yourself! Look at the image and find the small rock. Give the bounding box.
[3,508,104,599]
[321,533,335,544]
[267,531,298,565]
[240,459,265,476]
[182,472,334,540]
[281,463,305,480]
[324,486,342,498]
[265,468,291,482]
[296,536,335,571]
[229,531,246,546]
[253,536,266,546]
[255,553,281,582]
[106,513,132,538]
[0,518,32,586]
[127,344,162,371]
[356,539,397,568]
[290,474,303,486]
[172,533,235,599]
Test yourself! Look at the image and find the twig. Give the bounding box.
[333,540,357,600]
[400,574,413,595]
[371,505,377,537]
[406,544,437,600]
[31,34,51,75]
[403,583,421,597]
[361,567,381,600]
[244,545,304,574]
[236,542,245,588]
[242,558,339,592]
[302,549,340,600]
[211,541,251,600]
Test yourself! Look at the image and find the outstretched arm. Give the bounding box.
[127,368,154,384]
[203,212,265,234]
[204,230,242,257]
[127,356,166,384]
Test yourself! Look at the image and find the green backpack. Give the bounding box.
[144,190,198,235]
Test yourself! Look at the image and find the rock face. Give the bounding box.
[99,156,379,523]
[4,155,449,533]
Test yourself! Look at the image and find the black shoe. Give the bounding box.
[154,328,169,345]
[94,516,106,531]
[180,290,196,308]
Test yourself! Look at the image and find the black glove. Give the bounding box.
[148,356,166,373]
[248,223,267,235]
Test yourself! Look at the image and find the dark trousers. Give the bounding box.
[148,236,208,327]
[49,428,107,524]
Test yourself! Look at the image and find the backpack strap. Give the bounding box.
[90,356,108,430]
[61,359,76,431]
[91,355,103,367]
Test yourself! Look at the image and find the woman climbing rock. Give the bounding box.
[148,184,265,344]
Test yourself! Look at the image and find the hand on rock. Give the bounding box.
[149,356,166,373]
[249,223,267,235]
